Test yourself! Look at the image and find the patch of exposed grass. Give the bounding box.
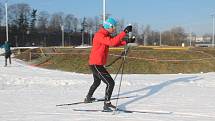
[15,47,215,74]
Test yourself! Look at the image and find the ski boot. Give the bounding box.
[103,101,116,112]
[84,96,96,103]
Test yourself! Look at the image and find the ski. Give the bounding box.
[56,95,137,107]
[73,108,173,115]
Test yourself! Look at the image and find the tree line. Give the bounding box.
[0,3,210,47]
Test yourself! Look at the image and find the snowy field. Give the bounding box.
[0,56,215,121]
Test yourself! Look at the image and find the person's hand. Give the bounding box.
[124,25,132,33]
[127,36,136,43]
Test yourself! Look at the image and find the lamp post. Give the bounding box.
[60,24,64,47]
[103,0,106,23]
[212,14,215,47]
[5,1,8,42]
[159,31,162,46]
[81,17,87,46]
[189,28,192,47]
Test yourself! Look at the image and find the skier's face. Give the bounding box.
[108,26,116,34]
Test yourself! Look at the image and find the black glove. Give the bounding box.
[124,25,132,33]
[126,36,136,43]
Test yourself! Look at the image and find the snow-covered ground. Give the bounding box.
[0,48,4,54]
[0,56,215,121]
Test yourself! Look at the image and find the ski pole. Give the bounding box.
[105,51,125,68]
[112,46,130,81]
[114,45,130,113]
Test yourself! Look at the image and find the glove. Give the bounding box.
[126,36,136,43]
[124,25,132,33]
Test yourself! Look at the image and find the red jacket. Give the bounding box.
[89,27,127,65]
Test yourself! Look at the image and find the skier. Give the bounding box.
[84,18,135,111]
[0,41,12,67]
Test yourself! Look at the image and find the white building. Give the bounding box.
[194,36,211,43]
[195,36,204,42]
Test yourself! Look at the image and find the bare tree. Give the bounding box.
[85,17,93,32]
[72,17,79,32]
[64,14,77,46]
[30,9,37,31]
[37,11,49,46]
[132,22,139,37]
[8,3,31,26]
[7,3,31,46]
[162,31,171,45]
[94,16,100,32]
[64,14,74,32]
[170,27,186,46]
[143,25,151,46]
[37,11,49,32]
[161,27,186,46]
[116,19,125,33]
[137,25,145,45]
[49,12,64,32]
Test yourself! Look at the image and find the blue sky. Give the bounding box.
[2,0,215,34]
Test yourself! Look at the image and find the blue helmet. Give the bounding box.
[103,18,117,29]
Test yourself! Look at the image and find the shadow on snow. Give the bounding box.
[114,76,202,110]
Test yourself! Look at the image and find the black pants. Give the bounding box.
[87,65,115,101]
[5,52,11,66]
